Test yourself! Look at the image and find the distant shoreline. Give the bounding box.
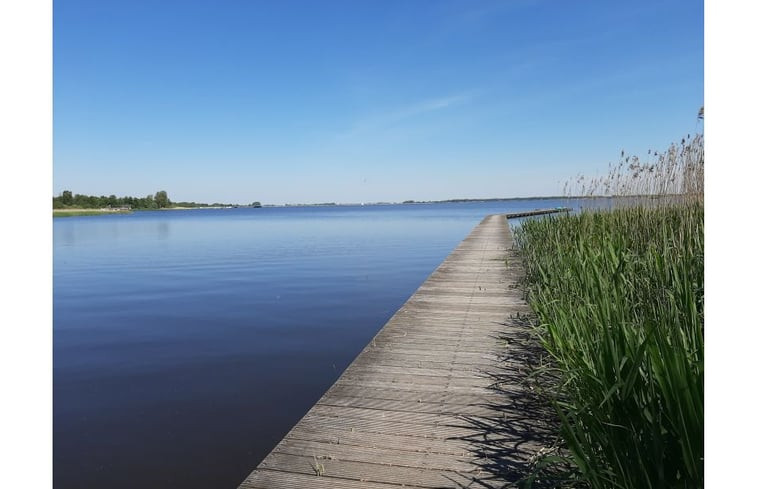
[53,208,133,217]
[52,196,609,217]
[265,195,605,207]
[52,206,225,217]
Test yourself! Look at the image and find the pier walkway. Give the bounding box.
[238,214,554,489]
[505,208,571,219]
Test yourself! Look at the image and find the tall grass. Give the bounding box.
[515,134,703,488]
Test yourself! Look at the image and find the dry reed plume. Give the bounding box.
[563,133,703,206]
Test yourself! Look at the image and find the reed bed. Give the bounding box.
[514,134,703,488]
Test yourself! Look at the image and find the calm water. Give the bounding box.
[54,200,586,489]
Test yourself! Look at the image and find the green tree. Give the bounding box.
[60,190,73,206]
[155,190,170,208]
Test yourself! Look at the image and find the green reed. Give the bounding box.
[514,135,703,488]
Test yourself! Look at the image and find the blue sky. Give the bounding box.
[53,0,703,205]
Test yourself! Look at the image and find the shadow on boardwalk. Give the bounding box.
[444,312,570,489]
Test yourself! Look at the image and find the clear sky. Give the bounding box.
[53,0,703,205]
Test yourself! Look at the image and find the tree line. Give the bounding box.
[53,190,173,209]
[53,190,261,209]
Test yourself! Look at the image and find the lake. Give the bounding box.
[54,199,587,488]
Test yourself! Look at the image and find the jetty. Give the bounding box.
[238,214,555,489]
[504,207,571,219]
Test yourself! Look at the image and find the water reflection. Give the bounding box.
[53,201,595,489]
[157,220,170,240]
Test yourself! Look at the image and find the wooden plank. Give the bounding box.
[347,358,499,373]
[272,438,476,472]
[331,379,495,396]
[342,365,492,380]
[286,414,478,441]
[236,214,549,489]
[317,394,496,417]
[257,452,497,488]
[321,384,503,406]
[285,424,475,456]
[306,404,476,427]
[240,469,429,489]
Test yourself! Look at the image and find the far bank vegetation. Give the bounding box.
[53,190,263,212]
[53,190,172,210]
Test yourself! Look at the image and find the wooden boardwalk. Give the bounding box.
[238,214,554,489]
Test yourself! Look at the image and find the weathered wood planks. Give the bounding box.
[237,214,553,489]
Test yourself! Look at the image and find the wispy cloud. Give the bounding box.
[338,92,475,139]
[436,0,543,33]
